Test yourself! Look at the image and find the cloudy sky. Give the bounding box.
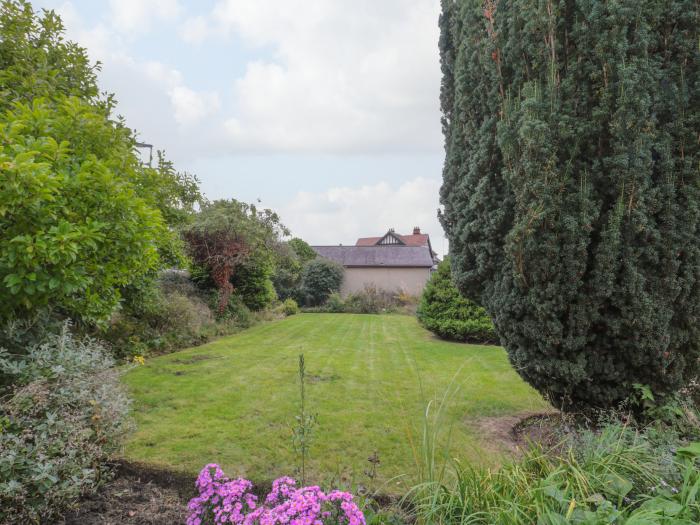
[35,0,447,254]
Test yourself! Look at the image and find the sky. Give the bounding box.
[34,0,448,255]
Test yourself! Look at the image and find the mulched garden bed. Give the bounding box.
[58,462,193,525]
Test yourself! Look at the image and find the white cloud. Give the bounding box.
[169,85,221,126]
[50,2,222,150]
[179,15,209,44]
[279,177,447,256]
[108,0,182,35]
[182,0,442,153]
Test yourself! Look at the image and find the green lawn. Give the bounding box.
[122,313,548,488]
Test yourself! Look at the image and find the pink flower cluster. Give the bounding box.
[187,464,366,525]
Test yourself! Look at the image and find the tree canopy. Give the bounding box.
[0,1,201,324]
[0,0,99,109]
[301,258,344,306]
[183,200,288,314]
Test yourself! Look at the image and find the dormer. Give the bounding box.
[376,229,405,246]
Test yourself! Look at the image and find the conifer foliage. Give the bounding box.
[438,0,699,410]
[417,259,496,343]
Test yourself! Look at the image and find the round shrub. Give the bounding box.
[281,298,300,316]
[417,259,496,344]
[300,258,344,306]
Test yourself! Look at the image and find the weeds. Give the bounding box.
[407,415,700,524]
[291,354,317,485]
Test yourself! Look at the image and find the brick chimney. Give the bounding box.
[413,226,421,235]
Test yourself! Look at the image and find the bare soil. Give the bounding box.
[58,462,193,525]
[473,411,565,455]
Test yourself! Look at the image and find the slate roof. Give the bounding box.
[311,245,434,268]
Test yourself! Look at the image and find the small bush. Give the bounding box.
[281,298,300,316]
[324,292,346,313]
[216,293,253,327]
[303,287,419,315]
[344,285,397,314]
[0,326,131,524]
[417,259,496,343]
[301,258,344,306]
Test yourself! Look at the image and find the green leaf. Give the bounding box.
[676,442,700,460]
[602,473,633,498]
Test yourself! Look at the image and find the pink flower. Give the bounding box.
[187,465,365,525]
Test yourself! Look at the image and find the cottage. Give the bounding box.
[311,227,438,296]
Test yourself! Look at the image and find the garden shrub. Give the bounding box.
[104,278,213,359]
[300,258,344,306]
[281,298,300,316]
[417,259,496,343]
[103,266,274,359]
[160,292,213,334]
[324,292,346,313]
[0,3,199,326]
[183,199,288,315]
[187,465,365,525]
[0,96,167,325]
[231,252,277,311]
[216,293,253,327]
[344,285,398,314]
[0,326,131,524]
[303,288,419,314]
[158,268,201,297]
[438,0,700,410]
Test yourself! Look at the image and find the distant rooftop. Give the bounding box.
[356,226,430,249]
[311,245,434,268]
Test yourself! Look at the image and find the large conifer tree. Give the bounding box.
[439,0,700,410]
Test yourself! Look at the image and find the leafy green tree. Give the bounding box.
[439,0,700,410]
[417,259,495,343]
[272,238,316,302]
[0,98,165,324]
[0,1,201,324]
[289,238,317,264]
[272,243,303,302]
[301,259,344,306]
[134,152,202,230]
[0,0,100,109]
[183,200,288,314]
[232,251,277,311]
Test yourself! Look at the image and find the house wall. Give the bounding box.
[340,267,431,297]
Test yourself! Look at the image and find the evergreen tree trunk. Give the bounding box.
[439,0,700,410]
